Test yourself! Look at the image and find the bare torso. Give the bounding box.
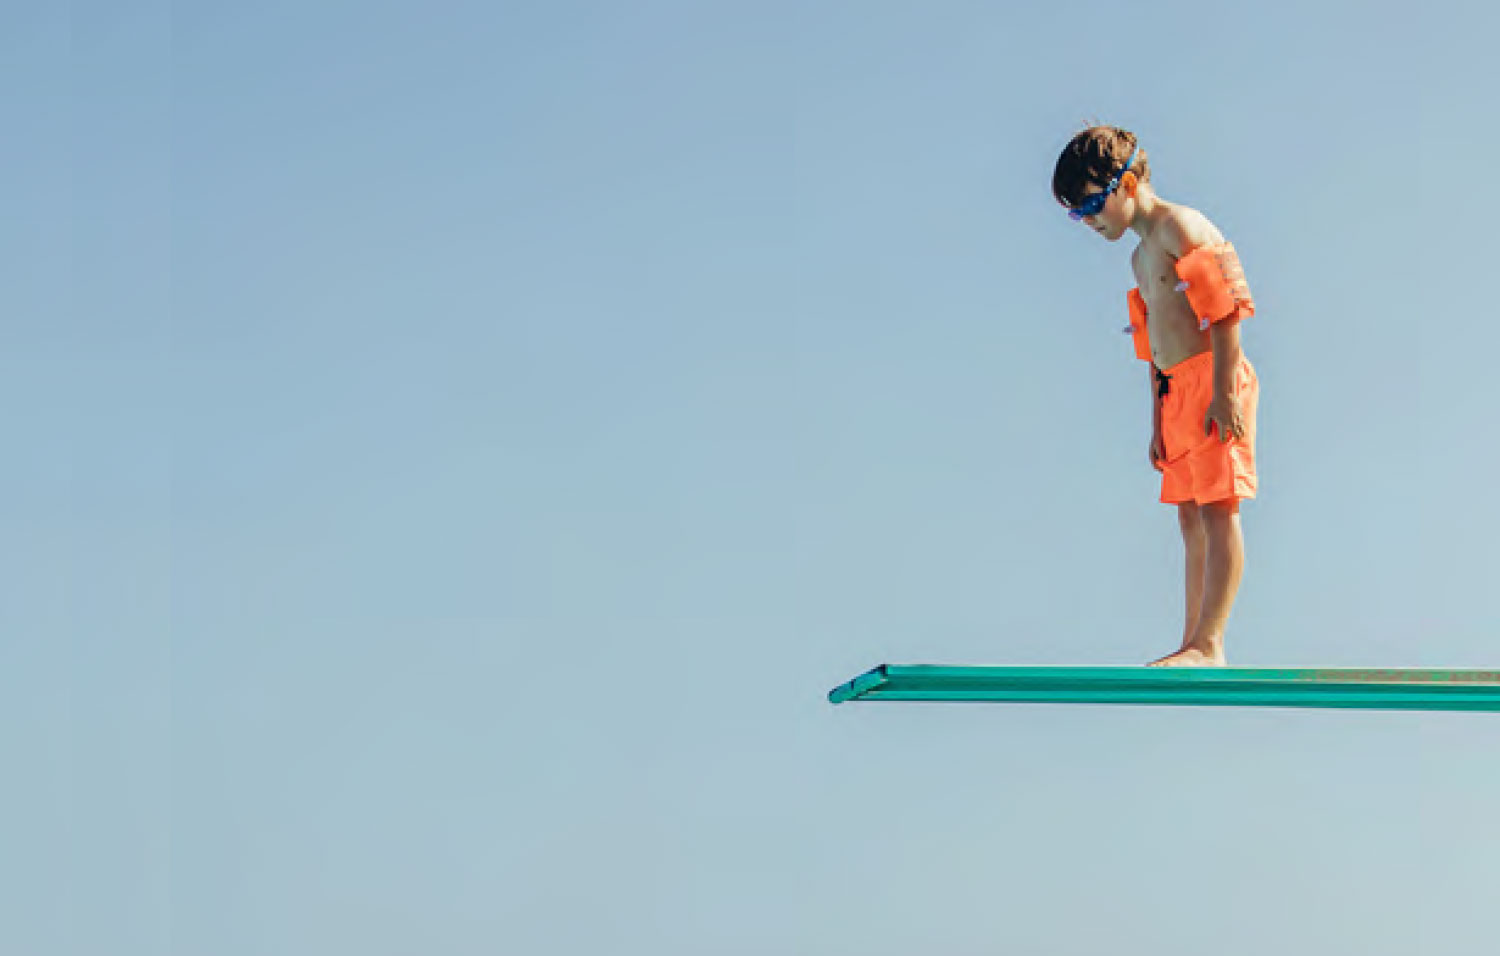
[1131,203,1227,370]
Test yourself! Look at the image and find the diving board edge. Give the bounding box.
[828,665,1500,712]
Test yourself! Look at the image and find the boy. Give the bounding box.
[1052,126,1259,667]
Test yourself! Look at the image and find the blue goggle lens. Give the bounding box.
[1068,192,1109,221]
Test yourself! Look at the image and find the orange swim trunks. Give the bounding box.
[1156,350,1258,505]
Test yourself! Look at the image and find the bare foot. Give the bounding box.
[1147,646,1226,667]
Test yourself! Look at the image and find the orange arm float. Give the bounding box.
[1173,242,1255,330]
[1125,287,1151,361]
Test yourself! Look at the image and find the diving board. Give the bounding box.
[828,665,1500,711]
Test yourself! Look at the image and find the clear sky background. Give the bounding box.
[5,1,1499,953]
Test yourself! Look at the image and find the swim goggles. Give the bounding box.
[1067,147,1138,221]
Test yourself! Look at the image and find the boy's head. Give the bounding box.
[1052,125,1151,242]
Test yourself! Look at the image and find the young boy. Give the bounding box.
[1052,126,1259,667]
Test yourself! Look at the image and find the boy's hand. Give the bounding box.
[1204,393,1246,443]
[1149,431,1165,471]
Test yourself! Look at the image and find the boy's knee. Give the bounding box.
[1200,497,1241,520]
[1177,502,1204,532]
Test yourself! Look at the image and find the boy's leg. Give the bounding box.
[1177,502,1208,647]
[1149,497,1241,666]
[1192,497,1244,651]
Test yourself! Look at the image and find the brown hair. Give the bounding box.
[1051,125,1151,209]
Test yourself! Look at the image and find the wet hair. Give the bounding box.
[1051,125,1151,209]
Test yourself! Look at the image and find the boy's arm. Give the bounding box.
[1158,209,1241,401]
[1148,364,1165,469]
[1204,317,1247,440]
[1156,208,1251,440]
[1208,318,1244,398]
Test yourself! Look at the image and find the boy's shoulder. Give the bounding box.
[1148,202,1225,258]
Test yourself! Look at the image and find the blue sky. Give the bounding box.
[5,1,1499,953]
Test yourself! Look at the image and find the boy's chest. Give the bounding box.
[1132,244,1179,298]
[1131,243,1202,359]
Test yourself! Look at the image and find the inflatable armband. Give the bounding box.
[1125,287,1151,361]
[1173,242,1254,330]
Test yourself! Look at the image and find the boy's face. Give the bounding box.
[1077,176,1133,241]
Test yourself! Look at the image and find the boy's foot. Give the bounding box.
[1147,646,1226,667]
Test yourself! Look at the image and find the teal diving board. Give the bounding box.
[828,665,1500,712]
